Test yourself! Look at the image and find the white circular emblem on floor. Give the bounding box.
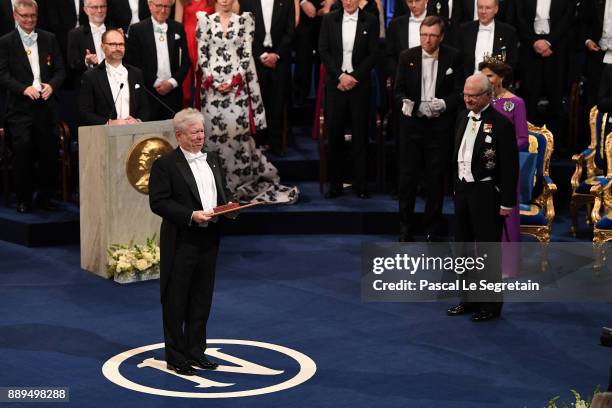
[102,339,317,398]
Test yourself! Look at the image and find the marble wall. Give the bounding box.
[79,121,177,278]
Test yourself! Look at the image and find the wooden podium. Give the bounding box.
[79,120,177,278]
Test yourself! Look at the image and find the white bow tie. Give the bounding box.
[343,14,358,22]
[185,151,207,162]
[409,15,424,23]
[478,25,493,32]
[154,23,168,34]
[468,112,481,121]
[92,25,105,35]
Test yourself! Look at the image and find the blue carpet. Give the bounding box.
[0,236,610,407]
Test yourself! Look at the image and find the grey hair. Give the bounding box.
[147,0,176,4]
[173,108,204,133]
[14,0,38,10]
[467,72,493,96]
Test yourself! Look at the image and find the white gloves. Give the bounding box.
[402,98,414,117]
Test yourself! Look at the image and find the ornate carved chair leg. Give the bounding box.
[586,203,593,225]
[570,201,578,237]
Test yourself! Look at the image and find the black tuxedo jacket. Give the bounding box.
[580,0,605,44]
[107,0,150,32]
[458,19,517,78]
[0,0,14,36]
[453,106,518,207]
[515,0,574,50]
[385,14,428,78]
[318,9,379,86]
[0,28,65,114]
[41,0,87,50]
[393,44,463,130]
[78,61,150,125]
[124,18,189,92]
[149,149,231,300]
[240,0,295,60]
[67,20,115,78]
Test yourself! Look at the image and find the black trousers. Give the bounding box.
[454,180,504,315]
[399,127,448,237]
[6,100,58,203]
[256,58,288,150]
[293,17,320,101]
[585,50,606,109]
[325,81,370,191]
[162,225,219,366]
[519,47,566,145]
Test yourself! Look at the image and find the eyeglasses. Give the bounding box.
[86,4,108,10]
[462,90,489,99]
[15,11,37,19]
[103,42,125,48]
[419,33,441,39]
[150,2,172,10]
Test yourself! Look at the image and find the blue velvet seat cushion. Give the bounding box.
[575,176,612,194]
[519,152,537,203]
[520,204,547,225]
[596,214,612,229]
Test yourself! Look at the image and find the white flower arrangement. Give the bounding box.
[547,387,601,408]
[107,236,160,283]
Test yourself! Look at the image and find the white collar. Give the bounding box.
[343,9,359,21]
[181,147,207,161]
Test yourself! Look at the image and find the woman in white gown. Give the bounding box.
[196,3,299,204]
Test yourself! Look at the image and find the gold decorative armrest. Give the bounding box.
[543,181,557,225]
[571,149,597,191]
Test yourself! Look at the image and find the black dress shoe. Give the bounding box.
[36,198,58,211]
[16,202,30,213]
[398,234,414,242]
[447,304,474,316]
[188,356,219,370]
[324,189,343,199]
[356,191,370,199]
[167,362,196,376]
[471,311,499,322]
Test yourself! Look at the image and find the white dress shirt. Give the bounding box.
[106,63,130,119]
[448,0,453,17]
[74,0,81,27]
[180,148,218,226]
[261,0,274,47]
[458,110,483,182]
[90,22,106,65]
[474,21,495,73]
[408,13,425,49]
[472,0,478,20]
[601,0,612,63]
[534,0,551,35]
[341,10,358,73]
[421,49,438,103]
[129,0,140,25]
[17,26,41,91]
[152,18,177,88]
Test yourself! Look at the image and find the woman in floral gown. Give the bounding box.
[196,2,299,203]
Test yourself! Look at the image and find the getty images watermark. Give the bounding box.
[361,242,612,302]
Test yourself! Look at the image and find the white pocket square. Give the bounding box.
[135,83,140,89]
[445,67,453,75]
[175,33,181,40]
[485,135,492,143]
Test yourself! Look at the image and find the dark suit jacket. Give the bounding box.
[318,9,379,86]
[515,0,574,50]
[598,63,612,112]
[67,20,115,79]
[580,0,604,45]
[124,18,189,93]
[107,0,150,33]
[458,19,517,78]
[0,0,14,36]
[426,0,462,46]
[149,148,231,300]
[385,14,426,78]
[393,44,463,131]
[41,0,87,49]
[0,28,65,115]
[78,60,150,125]
[240,0,295,60]
[453,106,518,207]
